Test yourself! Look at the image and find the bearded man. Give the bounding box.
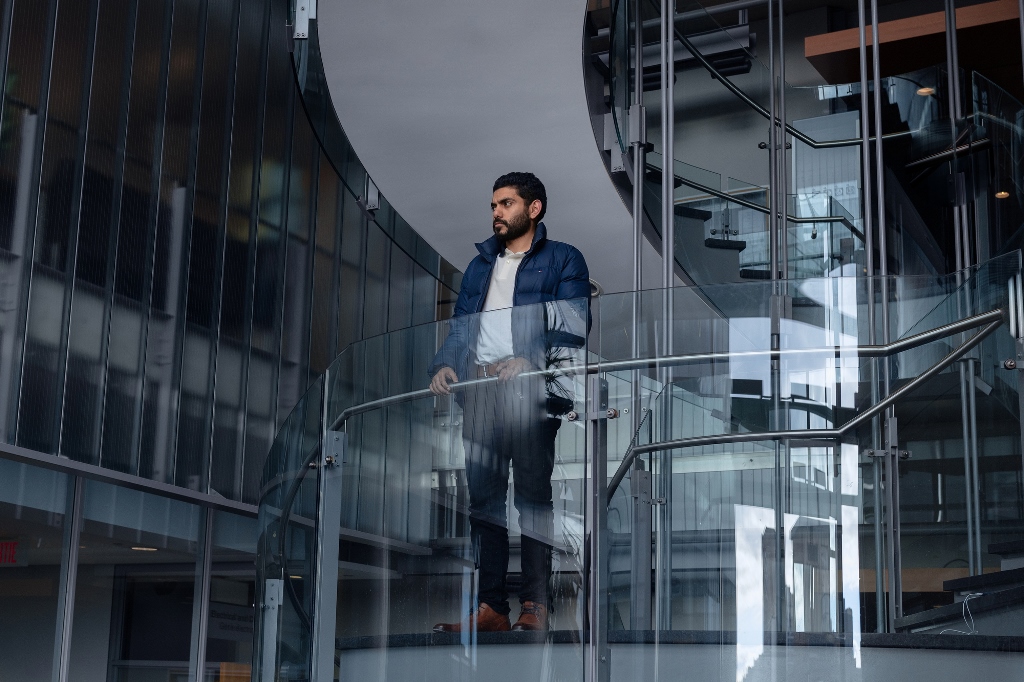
[428,172,590,632]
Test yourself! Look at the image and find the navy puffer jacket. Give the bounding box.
[427,223,591,404]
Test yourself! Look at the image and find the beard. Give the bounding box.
[493,210,532,243]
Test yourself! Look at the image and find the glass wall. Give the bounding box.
[0,458,70,682]
[0,0,461,679]
[0,0,459,507]
[0,454,260,682]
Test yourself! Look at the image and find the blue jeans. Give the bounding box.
[461,375,559,615]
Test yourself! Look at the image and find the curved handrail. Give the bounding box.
[672,26,910,150]
[323,307,1005,430]
[605,310,1004,500]
[650,162,864,239]
[264,291,1009,639]
[267,301,1004,542]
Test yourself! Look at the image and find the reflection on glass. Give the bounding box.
[0,459,69,682]
[206,511,258,682]
[734,504,775,682]
[69,480,201,682]
[258,299,589,682]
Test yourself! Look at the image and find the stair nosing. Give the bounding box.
[943,565,1024,592]
[895,584,1024,630]
[988,538,1024,556]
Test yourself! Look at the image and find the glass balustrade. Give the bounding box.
[255,299,591,682]
[255,253,1024,682]
[642,152,864,283]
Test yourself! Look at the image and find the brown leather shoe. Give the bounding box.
[511,601,548,631]
[433,603,511,633]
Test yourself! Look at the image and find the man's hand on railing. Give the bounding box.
[496,356,531,381]
[429,367,459,395]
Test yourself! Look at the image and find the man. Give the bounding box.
[428,172,590,632]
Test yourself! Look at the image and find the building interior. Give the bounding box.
[1,0,1023,681]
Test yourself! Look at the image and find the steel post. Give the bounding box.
[586,375,611,682]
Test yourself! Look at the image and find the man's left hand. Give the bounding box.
[496,357,531,381]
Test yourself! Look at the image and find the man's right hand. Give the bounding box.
[429,367,459,395]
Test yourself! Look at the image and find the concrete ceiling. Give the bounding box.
[317,0,634,294]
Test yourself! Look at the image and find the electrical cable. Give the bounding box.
[939,592,983,635]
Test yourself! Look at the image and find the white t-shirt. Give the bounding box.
[475,249,524,363]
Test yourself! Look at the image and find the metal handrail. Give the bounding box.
[596,308,1003,374]
[326,307,1002,430]
[270,305,1003,630]
[277,306,1002,568]
[651,163,864,239]
[666,19,912,151]
[605,313,1004,499]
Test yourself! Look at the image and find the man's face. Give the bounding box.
[491,187,538,243]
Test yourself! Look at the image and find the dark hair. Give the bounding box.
[493,172,547,221]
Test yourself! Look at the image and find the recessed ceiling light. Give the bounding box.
[131,546,157,552]
[996,191,1010,199]
[917,87,935,96]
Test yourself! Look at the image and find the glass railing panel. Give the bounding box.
[879,253,1023,633]
[644,150,870,284]
[253,374,324,682]
[597,258,1021,649]
[260,299,591,682]
[608,0,632,154]
[257,257,1024,676]
[972,71,1024,260]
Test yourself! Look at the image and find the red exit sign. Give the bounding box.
[0,540,18,565]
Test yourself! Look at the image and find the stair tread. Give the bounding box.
[989,538,1024,556]
[704,237,746,251]
[943,566,1024,592]
[739,268,771,280]
[895,584,1024,631]
[675,205,713,221]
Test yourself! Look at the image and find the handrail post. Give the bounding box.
[311,373,343,682]
[586,374,610,682]
[630,458,653,629]
[883,415,903,630]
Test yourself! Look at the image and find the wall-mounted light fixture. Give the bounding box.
[916,87,935,96]
[996,191,1010,199]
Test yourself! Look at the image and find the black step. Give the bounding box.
[676,205,713,221]
[704,237,746,251]
[989,539,1024,556]
[739,268,770,280]
[943,566,1024,593]
[894,584,1024,632]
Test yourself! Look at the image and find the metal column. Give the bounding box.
[312,373,344,682]
[871,0,902,626]
[629,0,653,629]
[857,0,886,631]
[660,0,675,291]
[586,375,611,682]
[188,509,215,682]
[51,476,84,682]
[630,461,653,629]
[656,0,675,633]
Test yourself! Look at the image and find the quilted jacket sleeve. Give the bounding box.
[555,245,592,333]
[426,275,472,379]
